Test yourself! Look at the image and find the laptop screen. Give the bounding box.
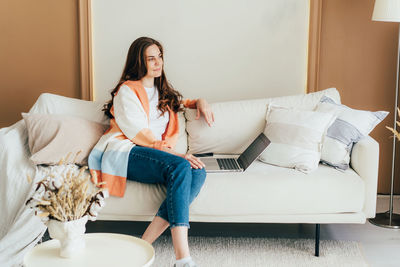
[237,133,271,170]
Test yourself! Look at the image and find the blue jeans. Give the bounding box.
[127,145,207,228]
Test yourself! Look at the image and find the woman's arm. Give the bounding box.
[160,147,205,169]
[195,98,214,127]
[181,99,197,109]
[182,98,214,127]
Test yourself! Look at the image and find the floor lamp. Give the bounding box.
[369,0,400,229]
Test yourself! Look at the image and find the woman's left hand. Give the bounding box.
[196,98,214,127]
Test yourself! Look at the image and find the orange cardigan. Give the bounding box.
[88,80,197,197]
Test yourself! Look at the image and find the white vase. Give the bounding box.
[47,215,88,258]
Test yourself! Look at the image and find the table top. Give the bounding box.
[24,233,155,267]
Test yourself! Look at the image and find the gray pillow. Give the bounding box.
[315,96,388,170]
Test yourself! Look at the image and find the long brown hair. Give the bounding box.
[103,37,183,119]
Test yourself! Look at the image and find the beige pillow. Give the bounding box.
[22,113,108,166]
[259,104,336,173]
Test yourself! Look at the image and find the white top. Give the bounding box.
[144,86,169,140]
[24,233,154,267]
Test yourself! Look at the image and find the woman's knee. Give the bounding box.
[192,168,207,185]
[172,157,191,171]
[167,156,192,182]
[193,167,206,177]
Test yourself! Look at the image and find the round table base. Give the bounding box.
[368,211,400,229]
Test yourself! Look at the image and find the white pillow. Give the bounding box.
[315,96,389,170]
[259,104,336,173]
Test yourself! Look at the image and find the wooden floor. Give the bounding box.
[43,195,400,267]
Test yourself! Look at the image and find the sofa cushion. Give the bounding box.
[185,88,340,154]
[100,160,364,218]
[315,96,388,170]
[175,112,188,154]
[259,105,336,173]
[22,113,108,166]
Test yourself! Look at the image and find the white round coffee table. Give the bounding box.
[24,233,155,267]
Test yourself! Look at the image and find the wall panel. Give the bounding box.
[0,0,81,128]
[90,0,310,104]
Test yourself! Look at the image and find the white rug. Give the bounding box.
[152,236,368,267]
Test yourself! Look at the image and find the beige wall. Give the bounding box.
[0,0,81,128]
[316,0,399,193]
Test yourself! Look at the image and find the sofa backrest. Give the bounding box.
[185,88,340,154]
[28,88,340,155]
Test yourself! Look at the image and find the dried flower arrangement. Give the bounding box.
[386,107,400,141]
[26,152,108,223]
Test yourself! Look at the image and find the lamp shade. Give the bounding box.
[372,0,400,22]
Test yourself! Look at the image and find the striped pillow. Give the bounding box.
[315,96,389,170]
[259,104,336,173]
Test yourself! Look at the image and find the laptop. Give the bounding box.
[200,133,271,173]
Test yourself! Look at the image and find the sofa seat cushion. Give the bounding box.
[191,161,364,215]
[100,160,364,217]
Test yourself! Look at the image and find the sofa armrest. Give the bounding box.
[350,135,379,218]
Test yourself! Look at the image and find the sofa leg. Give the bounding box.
[315,224,320,257]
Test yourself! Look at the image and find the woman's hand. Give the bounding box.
[183,154,206,169]
[161,147,205,169]
[196,98,214,127]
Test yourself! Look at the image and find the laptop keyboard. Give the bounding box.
[216,158,241,170]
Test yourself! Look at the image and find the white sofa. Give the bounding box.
[27,87,379,256]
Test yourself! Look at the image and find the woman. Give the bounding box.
[88,37,214,267]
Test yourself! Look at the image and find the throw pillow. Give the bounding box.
[22,113,108,166]
[314,96,389,170]
[259,104,336,173]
